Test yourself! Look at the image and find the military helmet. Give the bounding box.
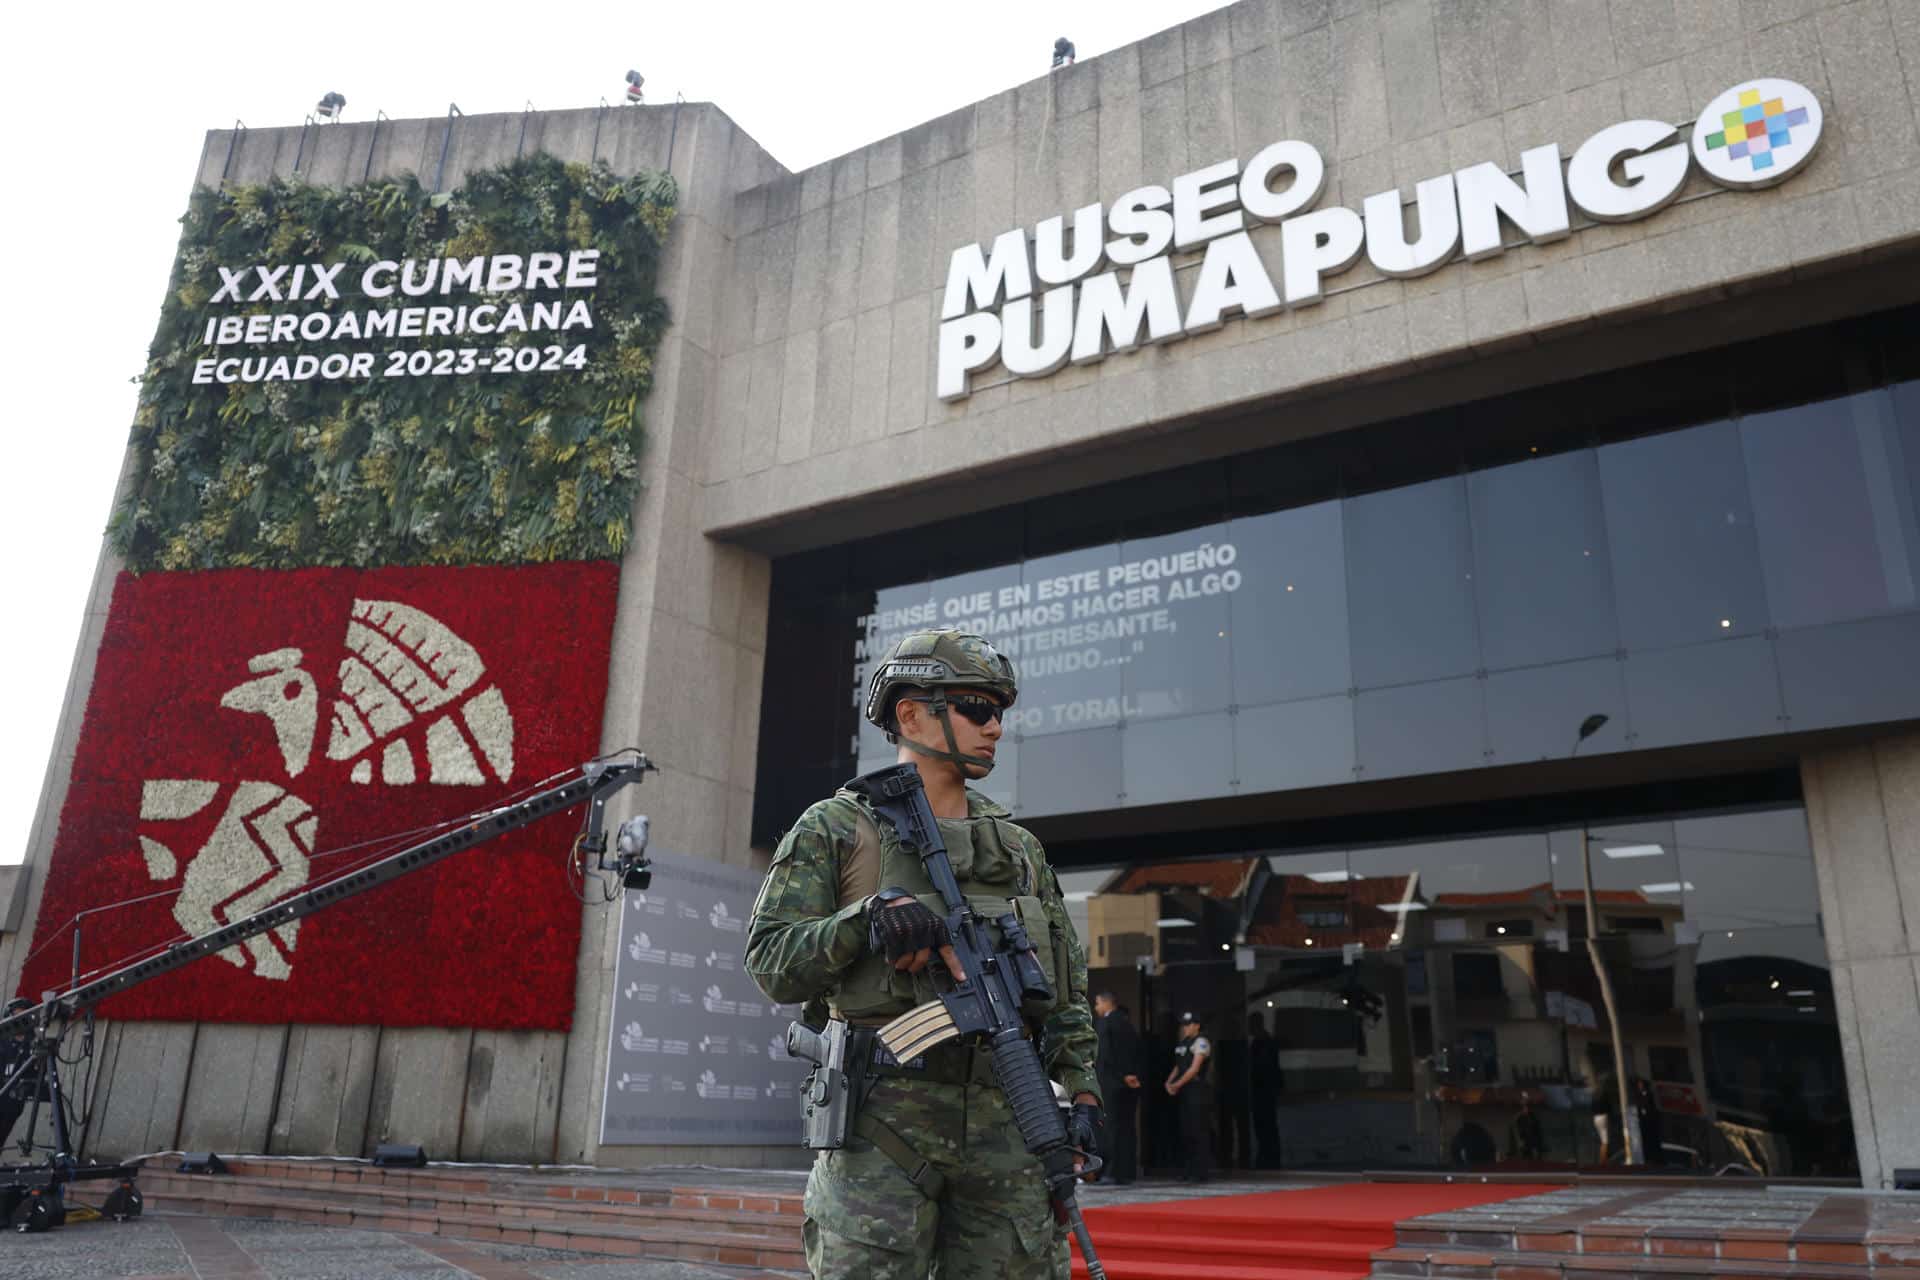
[863,629,1018,732]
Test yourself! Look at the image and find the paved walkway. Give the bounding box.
[2,1179,1332,1278]
[0,1215,797,1280]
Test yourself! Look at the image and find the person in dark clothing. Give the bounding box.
[1166,1011,1214,1183]
[1506,1095,1544,1161]
[1247,1012,1283,1169]
[1094,993,1144,1184]
[1634,1079,1665,1167]
[1450,1120,1497,1167]
[1217,1024,1251,1171]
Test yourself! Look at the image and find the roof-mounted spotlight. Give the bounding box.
[316,92,346,122]
[1052,37,1076,69]
[625,70,645,105]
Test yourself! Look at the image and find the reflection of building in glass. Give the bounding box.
[1071,814,1851,1177]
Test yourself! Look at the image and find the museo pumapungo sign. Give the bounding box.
[936,78,1824,400]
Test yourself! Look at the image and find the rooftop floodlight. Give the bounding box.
[316,92,346,121]
[1052,37,1076,69]
[625,70,645,104]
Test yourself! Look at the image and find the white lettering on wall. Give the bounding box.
[935,80,1826,399]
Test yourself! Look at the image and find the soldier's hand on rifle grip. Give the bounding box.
[868,891,968,982]
[1070,1097,1102,1177]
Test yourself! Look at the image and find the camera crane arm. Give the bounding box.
[0,755,656,1042]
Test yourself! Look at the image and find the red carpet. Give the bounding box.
[1071,1183,1558,1280]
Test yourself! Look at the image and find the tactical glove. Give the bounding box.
[1068,1100,1103,1153]
[867,890,952,965]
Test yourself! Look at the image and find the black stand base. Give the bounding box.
[0,1163,143,1233]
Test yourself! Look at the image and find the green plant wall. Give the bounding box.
[111,153,676,571]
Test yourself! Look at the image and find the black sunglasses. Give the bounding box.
[910,693,1006,727]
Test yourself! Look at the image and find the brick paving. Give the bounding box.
[1374,1184,1920,1279]
[0,1216,799,1280]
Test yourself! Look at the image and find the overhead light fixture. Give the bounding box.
[1603,844,1665,860]
[1720,618,1733,628]
[1495,925,1507,935]
[625,69,646,104]
[1303,937,1314,946]
[1787,989,1814,997]
[1062,890,1095,902]
[1378,902,1428,913]
[1265,999,1274,1008]
[1389,932,1402,943]
[1052,36,1076,68]
[315,92,346,121]
[1156,917,1194,928]
[1306,870,1360,883]
[1769,977,1780,990]
[1638,881,1694,894]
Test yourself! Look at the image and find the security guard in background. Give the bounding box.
[1166,1011,1214,1183]
[746,629,1101,1279]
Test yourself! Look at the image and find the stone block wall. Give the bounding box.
[699,0,1920,543]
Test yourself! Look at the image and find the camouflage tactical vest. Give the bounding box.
[827,789,1068,1026]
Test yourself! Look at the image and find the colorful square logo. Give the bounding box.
[1692,79,1824,188]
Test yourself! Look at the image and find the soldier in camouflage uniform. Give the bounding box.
[747,629,1102,1279]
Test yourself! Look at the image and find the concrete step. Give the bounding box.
[140,1167,801,1234]
[135,1160,806,1273]
[182,1156,805,1213]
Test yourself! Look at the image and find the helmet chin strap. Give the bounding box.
[899,690,996,775]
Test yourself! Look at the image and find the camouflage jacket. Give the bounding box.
[746,786,1101,1104]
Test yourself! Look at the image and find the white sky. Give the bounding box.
[0,1,1234,864]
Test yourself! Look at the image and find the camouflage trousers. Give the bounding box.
[803,1075,1068,1278]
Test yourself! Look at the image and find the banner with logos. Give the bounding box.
[600,851,809,1146]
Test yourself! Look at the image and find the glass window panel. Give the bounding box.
[1345,476,1481,687]
[1742,393,1919,628]
[1354,677,1486,781]
[1546,819,1689,1165]
[1691,927,1849,1176]
[1116,525,1233,721]
[1674,809,1819,936]
[1484,657,1629,768]
[1775,613,1920,733]
[1674,811,1848,1178]
[1550,820,1684,917]
[1227,502,1352,705]
[1888,379,1920,576]
[1015,544,1124,738]
[1599,420,1772,650]
[1352,832,1556,930]
[1233,696,1357,794]
[1621,636,1784,750]
[1122,712,1235,808]
[1469,450,1621,669]
[1016,724,1120,817]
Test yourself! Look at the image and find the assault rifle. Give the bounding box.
[843,763,1108,1280]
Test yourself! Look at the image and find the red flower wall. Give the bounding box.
[19,562,620,1030]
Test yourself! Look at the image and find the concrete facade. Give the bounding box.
[7,0,1920,1178]
[1803,731,1920,1190]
